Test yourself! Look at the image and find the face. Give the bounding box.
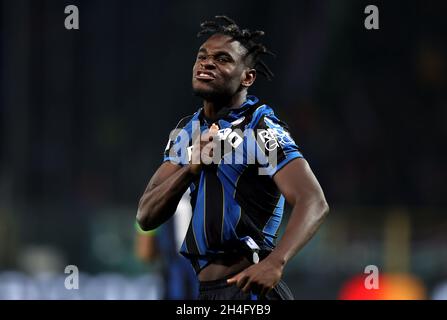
[192,34,256,100]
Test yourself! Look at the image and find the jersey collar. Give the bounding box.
[198,95,259,125]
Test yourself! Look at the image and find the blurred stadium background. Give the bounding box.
[1,0,446,299]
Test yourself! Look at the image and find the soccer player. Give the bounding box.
[137,16,329,300]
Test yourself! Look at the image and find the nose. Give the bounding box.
[200,56,216,70]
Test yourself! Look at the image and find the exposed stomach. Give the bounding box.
[197,254,252,281]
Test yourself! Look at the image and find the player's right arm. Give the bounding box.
[136,123,218,231]
[136,162,196,231]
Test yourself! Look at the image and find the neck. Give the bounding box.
[203,91,247,121]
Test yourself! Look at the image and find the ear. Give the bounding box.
[241,68,256,88]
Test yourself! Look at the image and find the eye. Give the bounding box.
[197,55,206,60]
[216,56,230,63]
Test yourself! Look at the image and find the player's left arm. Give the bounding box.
[228,157,329,296]
[271,157,329,269]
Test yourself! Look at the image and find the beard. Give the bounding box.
[192,81,242,102]
[192,87,217,100]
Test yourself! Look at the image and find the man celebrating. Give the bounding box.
[137,16,329,300]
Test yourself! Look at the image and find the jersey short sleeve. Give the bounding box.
[163,115,194,166]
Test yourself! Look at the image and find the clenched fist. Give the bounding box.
[189,123,219,175]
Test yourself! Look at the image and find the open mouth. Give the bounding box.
[195,71,216,81]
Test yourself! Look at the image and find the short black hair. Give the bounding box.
[197,15,275,81]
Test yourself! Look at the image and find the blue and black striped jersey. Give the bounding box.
[163,96,303,273]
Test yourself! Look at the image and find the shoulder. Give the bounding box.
[168,108,203,133]
[250,103,290,131]
[173,113,196,130]
[164,110,200,147]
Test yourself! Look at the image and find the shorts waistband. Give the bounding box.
[199,272,240,292]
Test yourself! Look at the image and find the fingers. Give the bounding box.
[227,272,248,289]
[200,124,220,164]
[228,272,274,298]
[260,285,273,298]
[241,279,271,296]
[201,142,216,164]
[227,277,237,284]
[241,279,252,294]
[190,123,220,166]
[210,123,219,134]
[237,275,250,291]
[200,125,218,151]
[202,123,219,140]
[227,269,243,285]
[227,273,253,294]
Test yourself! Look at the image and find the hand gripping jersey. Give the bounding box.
[163,96,303,273]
